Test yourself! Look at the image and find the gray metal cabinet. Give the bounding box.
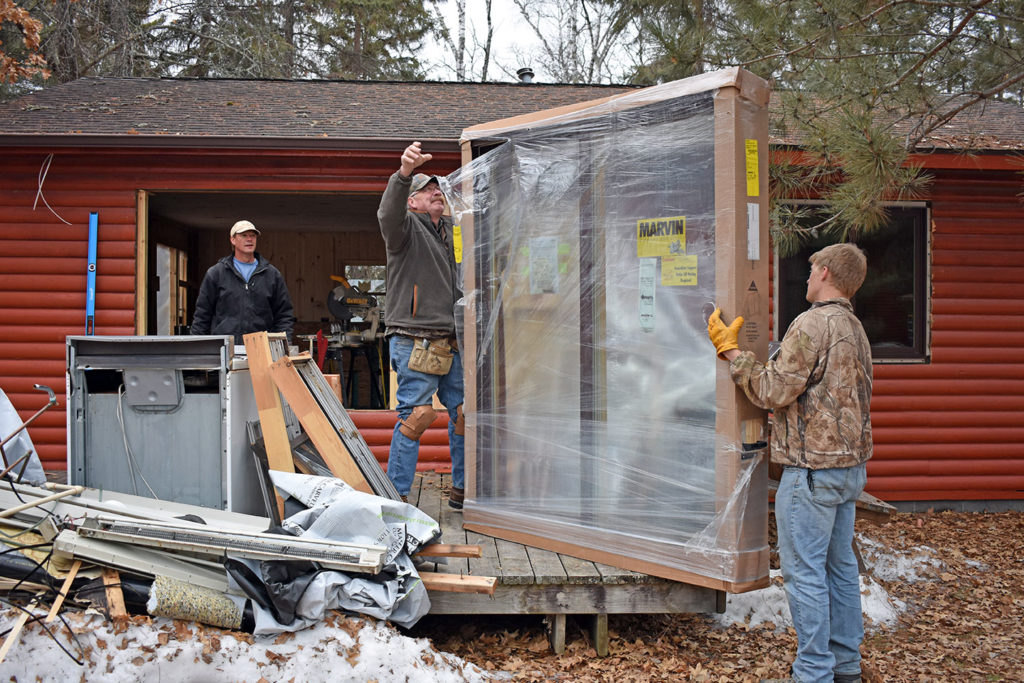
[66,336,264,515]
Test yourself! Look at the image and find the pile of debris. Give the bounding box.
[0,331,494,665]
[0,472,488,655]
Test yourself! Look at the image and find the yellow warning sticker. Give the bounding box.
[661,254,699,286]
[636,215,686,258]
[453,224,463,263]
[745,139,759,197]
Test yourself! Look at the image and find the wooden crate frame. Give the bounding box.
[457,68,772,592]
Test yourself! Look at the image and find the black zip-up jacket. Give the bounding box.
[378,171,460,334]
[191,253,295,343]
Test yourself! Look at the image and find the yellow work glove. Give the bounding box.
[707,308,744,360]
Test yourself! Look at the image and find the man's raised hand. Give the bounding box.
[400,141,433,177]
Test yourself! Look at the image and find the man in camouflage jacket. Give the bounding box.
[708,242,872,683]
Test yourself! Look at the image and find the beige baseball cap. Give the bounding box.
[230,220,261,237]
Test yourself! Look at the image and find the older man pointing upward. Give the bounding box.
[378,142,465,510]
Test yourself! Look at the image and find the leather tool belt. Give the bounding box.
[408,337,454,375]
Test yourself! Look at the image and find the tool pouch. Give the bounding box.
[408,338,453,375]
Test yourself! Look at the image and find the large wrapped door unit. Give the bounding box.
[451,68,772,592]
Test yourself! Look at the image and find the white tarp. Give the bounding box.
[232,472,440,635]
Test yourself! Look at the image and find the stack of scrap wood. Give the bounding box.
[242,331,401,522]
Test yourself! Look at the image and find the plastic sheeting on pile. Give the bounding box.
[227,472,440,634]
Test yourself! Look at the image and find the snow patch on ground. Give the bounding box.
[856,533,946,582]
[0,535,950,677]
[860,575,905,628]
[0,609,497,682]
[714,536,939,632]
[713,569,791,630]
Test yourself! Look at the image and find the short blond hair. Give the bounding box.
[810,243,867,297]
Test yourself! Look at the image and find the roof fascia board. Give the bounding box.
[0,134,460,153]
[906,150,1024,171]
[2,135,1015,169]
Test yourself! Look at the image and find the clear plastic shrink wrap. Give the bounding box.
[444,68,772,591]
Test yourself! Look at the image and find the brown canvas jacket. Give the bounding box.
[729,298,873,469]
[377,171,460,334]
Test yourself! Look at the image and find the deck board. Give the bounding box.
[557,553,604,584]
[419,471,468,575]
[595,562,647,584]
[415,473,720,617]
[494,538,534,585]
[465,529,501,579]
[525,545,568,585]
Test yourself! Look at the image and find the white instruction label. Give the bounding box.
[639,258,657,332]
[529,236,559,294]
[747,203,760,261]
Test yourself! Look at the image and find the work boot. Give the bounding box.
[759,679,794,683]
[448,487,464,510]
[834,675,861,683]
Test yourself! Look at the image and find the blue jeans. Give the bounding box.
[386,335,465,496]
[776,463,867,683]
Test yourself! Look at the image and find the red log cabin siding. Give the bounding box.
[867,170,1024,501]
[2,149,1022,501]
[351,410,452,474]
[0,146,460,470]
[0,157,137,467]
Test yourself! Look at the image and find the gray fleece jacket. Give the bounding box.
[377,171,460,334]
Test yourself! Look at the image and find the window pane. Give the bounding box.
[777,206,926,361]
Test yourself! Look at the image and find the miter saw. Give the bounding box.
[317,275,387,409]
[326,275,382,346]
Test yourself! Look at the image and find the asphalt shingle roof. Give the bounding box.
[1,77,1021,151]
[0,77,637,143]
[768,93,1024,152]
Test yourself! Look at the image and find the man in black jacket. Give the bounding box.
[191,220,295,344]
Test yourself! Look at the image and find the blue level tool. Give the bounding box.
[86,212,98,334]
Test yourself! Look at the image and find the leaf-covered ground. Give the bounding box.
[416,510,1024,682]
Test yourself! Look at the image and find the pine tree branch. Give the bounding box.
[149,23,263,74]
[880,0,993,92]
[76,33,144,77]
[737,0,917,69]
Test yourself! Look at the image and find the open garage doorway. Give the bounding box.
[140,189,390,407]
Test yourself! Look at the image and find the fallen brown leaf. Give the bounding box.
[414,510,1024,682]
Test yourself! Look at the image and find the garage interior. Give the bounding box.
[145,190,389,408]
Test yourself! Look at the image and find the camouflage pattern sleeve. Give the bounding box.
[729,324,819,411]
[730,299,873,469]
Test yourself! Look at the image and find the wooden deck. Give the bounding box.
[410,472,722,654]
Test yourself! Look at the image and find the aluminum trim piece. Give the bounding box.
[78,517,386,574]
[52,530,234,593]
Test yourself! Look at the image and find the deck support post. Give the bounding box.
[548,614,566,654]
[592,613,609,657]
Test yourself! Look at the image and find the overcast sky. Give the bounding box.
[424,0,547,83]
